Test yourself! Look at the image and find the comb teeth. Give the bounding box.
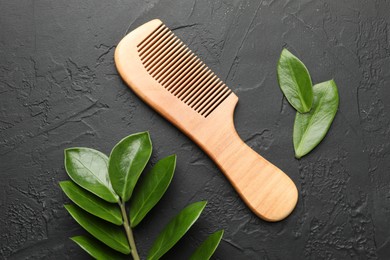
[137,23,232,117]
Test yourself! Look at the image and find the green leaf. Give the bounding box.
[65,204,130,254]
[147,201,207,260]
[108,132,152,202]
[60,181,122,225]
[277,48,313,113]
[130,154,176,228]
[64,148,118,203]
[293,80,339,158]
[189,230,224,260]
[71,235,127,260]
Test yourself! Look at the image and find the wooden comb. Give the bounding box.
[115,19,298,221]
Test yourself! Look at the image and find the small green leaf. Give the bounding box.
[293,80,339,158]
[71,235,127,260]
[64,148,118,203]
[147,201,207,260]
[65,204,130,254]
[130,154,176,228]
[108,132,152,202]
[190,230,224,260]
[60,181,122,225]
[277,48,313,113]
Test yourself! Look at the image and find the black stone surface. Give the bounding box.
[1,0,390,259]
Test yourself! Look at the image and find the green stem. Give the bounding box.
[119,201,140,260]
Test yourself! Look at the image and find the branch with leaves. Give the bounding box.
[60,132,223,260]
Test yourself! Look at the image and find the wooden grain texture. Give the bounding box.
[115,19,298,221]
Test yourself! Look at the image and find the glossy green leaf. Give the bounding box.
[71,236,126,260]
[147,201,207,260]
[293,80,339,158]
[277,48,313,113]
[130,154,176,228]
[64,148,118,203]
[65,204,130,254]
[108,132,152,202]
[60,181,122,225]
[190,230,224,260]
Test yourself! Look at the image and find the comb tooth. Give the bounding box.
[193,78,223,111]
[203,88,232,117]
[140,28,171,61]
[145,37,181,71]
[179,64,208,99]
[147,41,182,76]
[139,26,168,56]
[178,66,209,101]
[156,47,190,84]
[163,54,198,88]
[185,70,214,105]
[143,36,178,70]
[148,41,185,76]
[170,52,212,94]
[189,75,219,109]
[153,44,188,80]
[159,45,197,86]
[201,87,231,116]
[174,63,207,97]
[157,51,194,90]
[167,56,200,93]
[141,31,175,65]
[169,59,204,93]
[188,74,218,108]
[137,24,164,50]
[197,81,225,113]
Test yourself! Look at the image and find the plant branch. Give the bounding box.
[119,201,140,260]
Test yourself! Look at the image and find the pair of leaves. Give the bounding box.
[62,132,223,259]
[64,132,153,204]
[149,217,223,260]
[148,201,206,260]
[65,204,130,254]
[145,201,223,260]
[277,49,339,158]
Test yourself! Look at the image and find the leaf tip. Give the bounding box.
[59,181,69,191]
[64,147,75,157]
[294,151,304,159]
[168,154,177,163]
[140,131,152,142]
[63,204,73,212]
[69,236,80,242]
[280,48,297,61]
[281,47,291,55]
[198,200,208,209]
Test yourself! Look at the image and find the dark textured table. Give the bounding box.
[1,0,390,259]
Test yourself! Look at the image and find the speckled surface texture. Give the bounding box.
[1,0,390,259]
